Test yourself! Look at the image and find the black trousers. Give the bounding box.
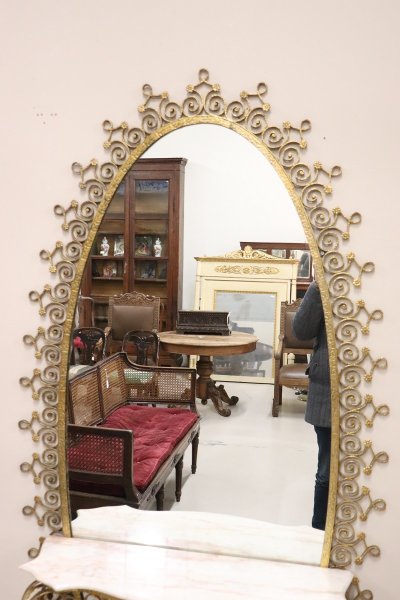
[312,425,331,530]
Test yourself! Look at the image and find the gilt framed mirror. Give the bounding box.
[20,69,388,600]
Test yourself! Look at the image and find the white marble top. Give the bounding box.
[20,534,353,600]
[71,505,325,566]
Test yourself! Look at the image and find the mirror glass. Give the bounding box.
[68,124,326,555]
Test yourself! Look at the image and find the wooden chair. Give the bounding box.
[122,330,160,365]
[104,292,160,355]
[272,299,314,417]
[70,327,106,366]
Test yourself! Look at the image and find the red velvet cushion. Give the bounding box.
[68,405,198,492]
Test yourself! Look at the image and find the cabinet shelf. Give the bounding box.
[135,278,167,283]
[92,255,125,260]
[80,157,186,337]
[93,276,124,281]
[134,256,168,261]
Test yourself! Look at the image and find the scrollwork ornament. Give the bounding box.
[98,161,119,182]
[41,344,61,366]
[336,500,359,523]
[225,99,248,124]
[37,385,58,407]
[23,326,63,361]
[141,107,162,135]
[20,69,388,597]
[246,106,268,133]
[63,239,84,260]
[20,451,58,485]
[310,205,335,229]
[85,178,106,203]
[340,388,364,411]
[283,147,307,173]
[301,182,326,209]
[159,97,182,123]
[317,227,343,254]
[22,583,120,600]
[204,89,226,117]
[341,411,363,435]
[345,577,374,600]
[262,125,286,150]
[336,319,360,343]
[55,261,76,283]
[182,89,203,117]
[123,126,144,149]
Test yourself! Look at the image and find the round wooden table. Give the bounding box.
[159,331,257,417]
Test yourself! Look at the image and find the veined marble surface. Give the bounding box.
[20,535,353,600]
[72,505,325,566]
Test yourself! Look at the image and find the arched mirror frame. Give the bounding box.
[20,69,388,599]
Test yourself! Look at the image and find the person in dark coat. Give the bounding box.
[292,280,331,530]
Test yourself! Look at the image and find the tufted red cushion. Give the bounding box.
[68,405,198,492]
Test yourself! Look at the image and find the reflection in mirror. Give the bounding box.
[68,124,329,560]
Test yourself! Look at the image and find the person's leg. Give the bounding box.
[312,425,331,530]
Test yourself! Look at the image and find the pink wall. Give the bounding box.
[1,1,399,598]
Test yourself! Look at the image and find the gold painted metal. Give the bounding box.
[345,577,376,600]
[215,265,281,275]
[22,581,121,600]
[20,69,387,598]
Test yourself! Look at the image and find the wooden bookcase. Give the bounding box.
[79,158,187,335]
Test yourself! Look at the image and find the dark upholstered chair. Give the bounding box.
[70,327,106,366]
[122,330,160,366]
[272,299,314,417]
[104,292,160,355]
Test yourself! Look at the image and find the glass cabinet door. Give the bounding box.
[132,178,169,298]
[90,181,126,327]
[130,177,170,331]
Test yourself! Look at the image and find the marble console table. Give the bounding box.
[20,507,353,600]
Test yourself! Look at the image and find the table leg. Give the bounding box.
[196,356,239,417]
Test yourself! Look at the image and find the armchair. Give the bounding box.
[272,299,314,417]
[70,327,106,366]
[104,291,160,355]
[122,330,160,365]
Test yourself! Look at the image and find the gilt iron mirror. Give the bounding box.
[20,69,388,600]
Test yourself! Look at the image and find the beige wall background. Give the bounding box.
[1,1,399,598]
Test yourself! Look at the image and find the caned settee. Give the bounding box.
[67,352,200,516]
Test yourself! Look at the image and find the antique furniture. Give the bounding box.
[20,70,389,600]
[272,299,315,417]
[104,291,160,355]
[79,158,187,333]
[159,330,257,417]
[70,505,326,565]
[70,327,106,366]
[193,247,298,383]
[122,330,160,365]
[21,524,353,600]
[67,353,200,516]
[176,310,232,335]
[240,241,313,297]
